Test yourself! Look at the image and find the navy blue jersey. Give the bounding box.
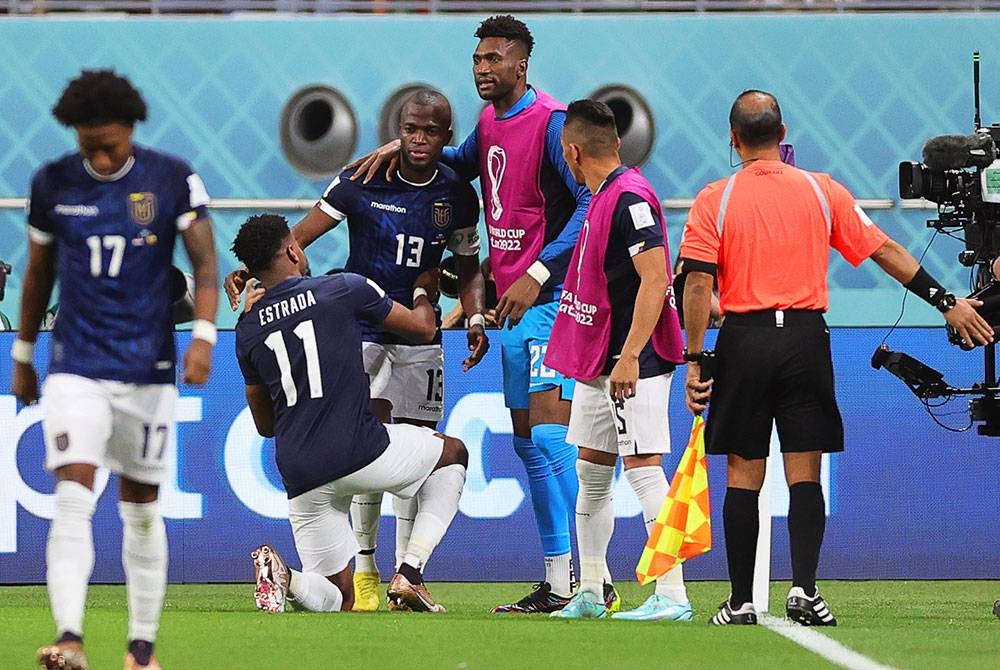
[235,273,394,498]
[27,145,209,384]
[601,168,675,378]
[318,164,480,345]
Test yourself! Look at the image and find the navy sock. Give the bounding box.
[128,640,153,666]
[56,631,82,645]
[788,481,825,597]
[399,562,423,585]
[723,487,760,607]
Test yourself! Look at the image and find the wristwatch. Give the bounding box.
[935,291,957,314]
[682,349,703,363]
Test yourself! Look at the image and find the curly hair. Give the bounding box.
[52,69,148,127]
[475,15,534,57]
[231,214,291,275]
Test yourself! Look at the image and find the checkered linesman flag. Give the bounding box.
[635,415,712,584]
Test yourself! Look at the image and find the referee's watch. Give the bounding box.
[935,291,957,314]
[682,349,703,363]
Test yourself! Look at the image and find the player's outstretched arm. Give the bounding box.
[245,383,275,437]
[346,139,401,184]
[455,253,490,370]
[870,238,994,346]
[11,240,56,404]
[180,217,218,385]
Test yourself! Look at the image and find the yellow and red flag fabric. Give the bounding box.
[636,415,712,585]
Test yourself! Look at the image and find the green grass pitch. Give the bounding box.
[2,581,998,669]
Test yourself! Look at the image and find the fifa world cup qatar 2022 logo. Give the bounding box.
[486,145,506,221]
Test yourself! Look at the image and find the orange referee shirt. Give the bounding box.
[679,160,889,314]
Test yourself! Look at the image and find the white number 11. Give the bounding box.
[263,319,324,406]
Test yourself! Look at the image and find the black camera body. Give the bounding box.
[900,126,1000,265]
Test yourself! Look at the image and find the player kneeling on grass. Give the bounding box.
[232,214,467,613]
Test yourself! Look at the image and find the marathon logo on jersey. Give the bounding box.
[432,202,453,230]
[54,204,99,217]
[129,192,157,225]
[371,201,407,214]
[54,432,69,452]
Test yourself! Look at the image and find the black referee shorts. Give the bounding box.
[705,309,844,460]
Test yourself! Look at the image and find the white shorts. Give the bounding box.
[42,373,178,485]
[287,423,444,576]
[566,373,673,457]
[363,342,444,421]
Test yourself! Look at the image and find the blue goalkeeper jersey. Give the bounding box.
[27,145,210,384]
[318,164,480,345]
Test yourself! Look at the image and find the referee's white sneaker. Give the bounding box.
[786,586,838,626]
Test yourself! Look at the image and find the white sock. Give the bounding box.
[402,464,465,570]
[288,570,344,612]
[625,465,688,602]
[544,553,572,598]
[119,500,168,643]
[392,495,418,571]
[350,492,383,574]
[47,481,96,638]
[576,460,615,597]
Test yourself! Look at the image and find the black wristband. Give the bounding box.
[682,350,703,363]
[904,266,948,307]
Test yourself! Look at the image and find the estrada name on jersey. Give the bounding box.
[235,273,395,498]
[27,145,209,384]
[318,164,480,345]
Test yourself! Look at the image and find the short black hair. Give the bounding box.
[52,69,148,128]
[475,15,534,58]
[729,89,783,149]
[565,99,619,157]
[231,214,291,275]
[401,88,453,128]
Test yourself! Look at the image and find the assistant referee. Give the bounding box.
[679,90,993,627]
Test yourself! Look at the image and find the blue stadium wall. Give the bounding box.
[1,14,999,328]
[1,15,1000,583]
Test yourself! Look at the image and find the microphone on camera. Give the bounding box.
[922,133,997,171]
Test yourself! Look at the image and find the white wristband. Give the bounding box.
[468,313,487,329]
[191,319,217,346]
[526,260,551,287]
[413,287,429,303]
[11,339,34,365]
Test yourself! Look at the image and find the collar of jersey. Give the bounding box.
[498,86,537,120]
[83,155,135,182]
[396,169,438,187]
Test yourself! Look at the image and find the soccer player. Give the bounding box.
[232,214,468,614]
[351,14,606,614]
[225,89,486,611]
[545,100,690,621]
[11,70,218,670]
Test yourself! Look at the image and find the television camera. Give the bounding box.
[875,52,1000,435]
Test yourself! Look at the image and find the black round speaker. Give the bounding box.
[280,85,357,179]
[589,85,656,167]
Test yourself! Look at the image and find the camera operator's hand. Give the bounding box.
[945,298,994,346]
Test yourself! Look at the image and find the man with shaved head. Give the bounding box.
[225,89,488,611]
[680,89,992,626]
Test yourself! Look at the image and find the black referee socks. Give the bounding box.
[788,481,825,598]
[724,487,760,607]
